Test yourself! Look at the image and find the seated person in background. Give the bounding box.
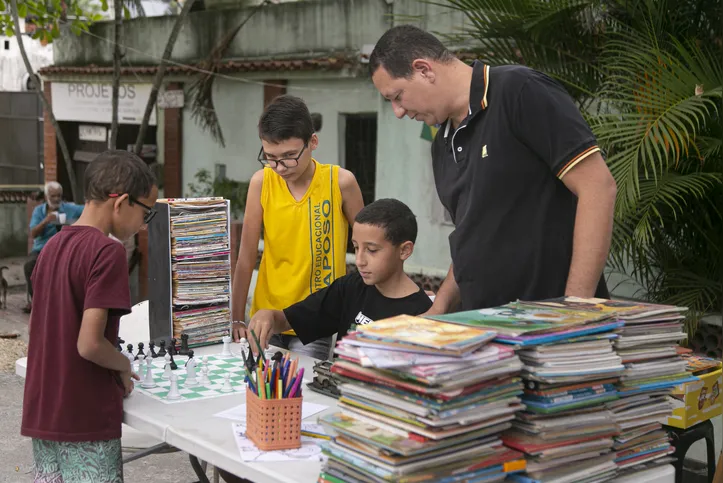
[23,181,84,312]
[246,198,433,357]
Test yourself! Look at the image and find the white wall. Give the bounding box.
[287,77,379,166]
[375,99,453,276]
[182,77,265,192]
[0,20,53,92]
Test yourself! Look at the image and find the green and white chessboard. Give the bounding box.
[134,354,248,404]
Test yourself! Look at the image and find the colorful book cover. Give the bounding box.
[428,305,610,337]
[354,315,497,352]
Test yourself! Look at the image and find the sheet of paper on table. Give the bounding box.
[214,400,328,423]
[231,423,328,462]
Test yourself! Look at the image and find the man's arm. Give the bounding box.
[338,168,365,225]
[560,152,616,297]
[231,170,264,340]
[29,207,53,239]
[424,264,461,315]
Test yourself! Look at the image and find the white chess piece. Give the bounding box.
[141,355,157,388]
[264,347,275,361]
[125,350,135,365]
[221,372,233,393]
[162,353,172,380]
[221,335,232,357]
[185,357,198,387]
[134,358,144,380]
[167,373,181,400]
[239,337,249,354]
[199,364,211,386]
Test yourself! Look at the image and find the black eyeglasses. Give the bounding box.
[257,143,308,169]
[109,193,156,224]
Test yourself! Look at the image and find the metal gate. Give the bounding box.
[0,91,43,185]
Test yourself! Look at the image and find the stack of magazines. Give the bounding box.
[317,315,527,483]
[168,198,232,346]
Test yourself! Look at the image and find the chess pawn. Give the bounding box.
[124,344,135,365]
[185,354,198,387]
[199,364,211,386]
[166,373,181,400]
[168,342,178,370]
[134,358,145,380]
[149,340,158,358]
[136,342,145,360]
[157,340,167,357]
[116,337,124,352]
[162,353,172,380]
[220,372,233,393]
[141,355,157,388]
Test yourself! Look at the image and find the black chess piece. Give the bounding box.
[185,350,194,367]
[136,342,145,360]
[272,351,284,362]
[169,338,177,356]
[116,337,124,352]
[126,343,134,356]
[244,347,256,372]
[149,341,158,358]
[179,333,190,355]
[157,340,167,357]
[168,339,178,370]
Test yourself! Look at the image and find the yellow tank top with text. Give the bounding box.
[251,160,348,335]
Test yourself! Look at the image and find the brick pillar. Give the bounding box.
[163,82,183,198]
[263,80,287,107]
[43,81,57,183]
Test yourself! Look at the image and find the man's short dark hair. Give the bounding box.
[84,150,156,202]
[369,25,455,79]
[355,198,418,245]
[259,95,314,143]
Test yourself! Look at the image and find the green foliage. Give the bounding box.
[187,169,249,220]
[0,0,102,44]
[436,0,723,332]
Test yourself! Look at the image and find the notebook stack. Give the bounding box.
[431,300,627,482]
[512,297,693,477]
[168,198,232,346]
[317,315,527,483]
[605,301,695,476]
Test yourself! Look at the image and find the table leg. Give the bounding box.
[189,454,211,483]
[122,442,173,464]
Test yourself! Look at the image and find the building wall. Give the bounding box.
[286,77,379,166]
[0,19,53,92]
[182,77,265,192]
[0,204,29,258]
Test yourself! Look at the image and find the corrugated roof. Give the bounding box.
[39,55,357,76]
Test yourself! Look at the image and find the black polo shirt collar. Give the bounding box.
[443,61,491,141]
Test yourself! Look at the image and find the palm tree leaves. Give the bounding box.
[436,0,723,325]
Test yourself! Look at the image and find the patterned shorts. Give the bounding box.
[32,438,123,483]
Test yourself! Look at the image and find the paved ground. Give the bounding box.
[0,258,214,482]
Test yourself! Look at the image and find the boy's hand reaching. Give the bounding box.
[247,310,276,356]
[121,370,140,397]
[232,321,247,342]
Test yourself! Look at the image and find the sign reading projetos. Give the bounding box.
[51,82,157,126]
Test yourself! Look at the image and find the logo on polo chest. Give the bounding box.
[354,311,373,326]
[481,145,489,158]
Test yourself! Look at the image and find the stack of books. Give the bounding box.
[431,299,627,482]
[168,198,232,346]
[317,315,527,483]
[606,301,695,476]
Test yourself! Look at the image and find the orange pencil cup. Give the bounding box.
[245,389,302,450]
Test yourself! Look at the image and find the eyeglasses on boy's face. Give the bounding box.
[257,143,308,169]
[109,193,156,224]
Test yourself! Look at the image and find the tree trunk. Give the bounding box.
[110,0,123,149]
[133,0,198,155]
[10,0,79,201]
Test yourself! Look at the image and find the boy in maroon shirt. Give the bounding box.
[22,150,158,482]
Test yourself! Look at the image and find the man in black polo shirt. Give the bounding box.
[369,25,617,313]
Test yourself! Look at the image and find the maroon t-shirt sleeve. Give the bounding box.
[84,243,131,317]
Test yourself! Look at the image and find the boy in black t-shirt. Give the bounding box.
[246,198,432,357]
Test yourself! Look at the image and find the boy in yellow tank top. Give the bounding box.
[231,95,364,360]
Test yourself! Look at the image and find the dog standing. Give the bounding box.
[0,266,8,309]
